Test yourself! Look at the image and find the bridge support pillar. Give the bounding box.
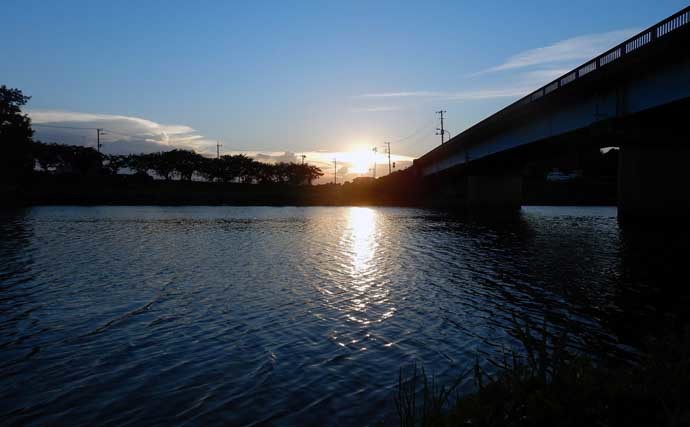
[466,175,522,210]
[618,144,690,220]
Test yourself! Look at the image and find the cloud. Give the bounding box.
[475,28,639,75]
[28,110,216,155]
[352,29,639,105]
[519,68,572,82]
[355,91,440,98]
[27,109,418,184]
[443,87,533,101]
[354,87,532,101]
[348,106,403,113]
[253,151,298,163]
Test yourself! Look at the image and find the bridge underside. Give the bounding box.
[415,18,690,218]
[419,97,690,218]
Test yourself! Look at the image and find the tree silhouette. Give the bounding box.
[32,142,62,172]
[103,154,128,175]
[0,86,34,183]
[167,150,204,181]
[29,141,324,185]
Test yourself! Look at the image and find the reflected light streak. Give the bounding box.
[328,207,397,349]
[346,207,377,276]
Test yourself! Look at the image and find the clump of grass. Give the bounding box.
[395,363,467,427]
[396,317,690,427]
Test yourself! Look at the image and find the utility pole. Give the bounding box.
[96,128,105,153]
[216,141,222,159]
[384,142,392,175]
[372,147,377,178]
[435,110,447,144]
[301,154,306,165]
[333,158,337,184]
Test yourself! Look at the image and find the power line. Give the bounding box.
[391,118,436,143]
[33,123,134,139]
[101,129,135,138]
[32,123,98,130]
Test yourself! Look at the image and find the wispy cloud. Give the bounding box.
[475,28,639,75]
[27,109,415,184]
[29,110,216,154]
[519,68,572,82]
[355,91,440,98]
[354,87,532,101]
[348,105,403,113]
[443,87,533,101]
[354,28,639,107]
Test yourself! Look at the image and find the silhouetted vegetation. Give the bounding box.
[1,85,325,200]
[396,318,690,427]
[0,86,34,187]
[30,141,324,185]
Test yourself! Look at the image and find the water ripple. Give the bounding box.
[1,205,687,425]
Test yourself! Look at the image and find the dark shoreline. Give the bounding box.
[2,174,617,208]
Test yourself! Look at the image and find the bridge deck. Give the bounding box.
[415,6,690,176]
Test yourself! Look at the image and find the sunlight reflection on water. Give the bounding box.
[2,205,686,426]
[336,207,394,329]
[346,207,377,277]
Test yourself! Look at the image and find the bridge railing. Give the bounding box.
[419,6,690,165]
[521,6,690,111]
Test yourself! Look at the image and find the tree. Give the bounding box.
[302,164,324,185]
[32,141,62,172]
[126,153,154,176]
[103,154,128,175]
[166,149,204,181]
[236,155,259,183]
[59,145,103,175]
[0,86,34,183]
[149,152,175,180]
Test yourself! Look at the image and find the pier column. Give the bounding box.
[466,175,523,210]
[618,144,690,219]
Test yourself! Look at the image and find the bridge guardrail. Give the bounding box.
[418,6,690,166]
[524,6,689,111]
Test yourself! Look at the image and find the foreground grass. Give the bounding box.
[396,318,690,427]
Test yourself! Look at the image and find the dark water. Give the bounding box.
[1,206,688,426]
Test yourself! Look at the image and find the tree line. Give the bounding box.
[1,85,323,186]
[32,142,324,185]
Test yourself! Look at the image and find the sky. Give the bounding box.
[1,0,687,182]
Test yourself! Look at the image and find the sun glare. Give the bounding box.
[348,149,374,174]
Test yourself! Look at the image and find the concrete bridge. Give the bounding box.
[413,6,690,219]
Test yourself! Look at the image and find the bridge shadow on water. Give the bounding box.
[421,206,690,358]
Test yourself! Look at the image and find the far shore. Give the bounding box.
[1,172,617,208]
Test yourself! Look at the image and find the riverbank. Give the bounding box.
[397,321,690,427]
[3,173,617,208]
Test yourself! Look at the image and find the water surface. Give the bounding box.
[1,206,687,426]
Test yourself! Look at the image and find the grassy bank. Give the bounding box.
[396,319,690,427]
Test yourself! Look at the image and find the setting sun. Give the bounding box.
[347,149,375,174]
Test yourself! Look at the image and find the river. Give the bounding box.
[1,206,688,426]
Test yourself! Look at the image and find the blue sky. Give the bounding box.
[1,0,687,179]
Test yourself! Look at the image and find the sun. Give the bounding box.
[348,149,373,174]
